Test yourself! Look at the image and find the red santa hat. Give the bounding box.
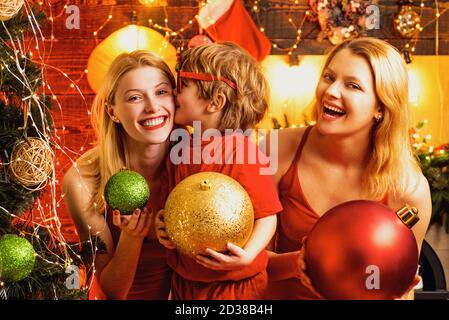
[197,0,271,61]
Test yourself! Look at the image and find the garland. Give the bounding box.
[308,0,373,45]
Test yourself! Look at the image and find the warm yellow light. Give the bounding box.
[261,55,324,127]
[138,0,167,6]
[407,68,420,106]
[86,25,177,92]
[263,56,322,100]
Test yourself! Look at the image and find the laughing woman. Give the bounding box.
[63,51,176,299]
[264,38,431,300]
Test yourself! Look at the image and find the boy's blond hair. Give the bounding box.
[179,42,269,131]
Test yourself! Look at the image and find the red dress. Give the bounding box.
[168,133,283,300]
[88,159,173,300]
[267,126,388,299]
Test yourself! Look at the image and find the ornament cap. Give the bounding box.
[200,180,211,191]
[396,204,419,228]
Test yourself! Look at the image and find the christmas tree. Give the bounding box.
[0,1,94,299]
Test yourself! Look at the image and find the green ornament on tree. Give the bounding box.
[0,234,36,282]
[104,169,150,215]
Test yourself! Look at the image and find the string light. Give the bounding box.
[249,0,307,55]
[1,1,99,289]
[400,0,448,63]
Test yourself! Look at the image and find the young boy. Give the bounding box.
[157,42,282,299]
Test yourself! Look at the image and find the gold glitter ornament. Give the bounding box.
[164,172,254,258]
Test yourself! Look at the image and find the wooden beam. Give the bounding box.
[40,1,448,55]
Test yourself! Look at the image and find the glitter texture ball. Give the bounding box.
[104,170,150,215]
[0,234,36,282]
[164,172,254,258]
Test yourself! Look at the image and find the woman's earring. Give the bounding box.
[374,114,383,123]
[111,116,120,123]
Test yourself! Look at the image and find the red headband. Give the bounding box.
[175,49,237,93]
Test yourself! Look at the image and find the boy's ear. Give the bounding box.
[206,92,226,113]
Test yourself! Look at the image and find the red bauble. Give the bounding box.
[304,200,419,300]
[188,34,213,48]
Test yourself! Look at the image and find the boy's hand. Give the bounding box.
[155,209,176,249]
[112,207,152,239]
[195,242,253,271]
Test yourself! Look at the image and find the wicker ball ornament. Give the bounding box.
[9,137,53,190]
[164,172,254,258]
[0,0,24,21]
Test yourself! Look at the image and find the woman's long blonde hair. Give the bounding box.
[314,37,421,199]
[77,50,176,212]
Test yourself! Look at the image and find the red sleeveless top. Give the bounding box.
[268,126,388,299]
[88,159,173,300]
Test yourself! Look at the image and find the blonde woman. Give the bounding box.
[264,38,431,299]
[63,51,176,299]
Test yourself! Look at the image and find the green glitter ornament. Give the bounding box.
[104,169,150,215]
[0,234,36,282]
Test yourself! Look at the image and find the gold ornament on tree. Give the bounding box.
[164,172,254,258]
[8,137,53,190]
[0,0,24,21]
[394,1,422,38]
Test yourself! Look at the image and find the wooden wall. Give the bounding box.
[32,0,449,241]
